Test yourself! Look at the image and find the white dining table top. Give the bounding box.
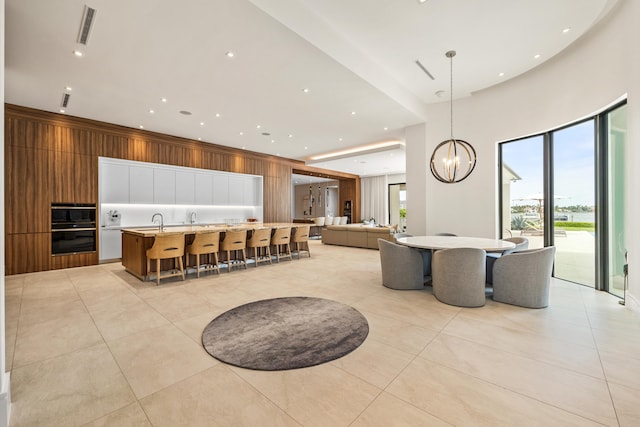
[395,235,516,252]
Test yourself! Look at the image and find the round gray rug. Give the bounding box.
[202,297,369,370]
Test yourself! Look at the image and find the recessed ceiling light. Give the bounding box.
[498,72,505,77]
[534,54,541,59]
[242,146,246,149]
[351,111,356,115]
[418,0,428,3]
[65,86,72,91]
[139,125,144,129]
[73,50,83,57]
[302,88,310,93]
[198,137,202,141]
[161,98,168,103]
[304,146,308,150]
[200,122,205,126]
[226,51,235,58]
[383,127,388,131]
[215,113,221,118]
[179,110,192,115]
[239,132,244,136]
[256,124,261,129]
[288,134,293,138]
[271,139,275,143]
[562,28,571,34]
[339,138,343,142]
[148,109,155,114]
[59,109,65,113]
[276,153,281,156]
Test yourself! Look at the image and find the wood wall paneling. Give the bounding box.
[6,233,50,274]
[5,146,50,234]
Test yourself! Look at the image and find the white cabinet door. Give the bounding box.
[175,171,195,205]
[100,229,122,260]
[153,169,175,204]
[213,174,229,205]
[243,176,257,206]
[129,166,154,204]
[195,173,213,205]
[100,162,129,203]
[228,176,243,205]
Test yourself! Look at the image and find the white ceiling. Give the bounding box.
[5,0,618,177]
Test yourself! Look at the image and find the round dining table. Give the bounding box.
[395,235,516,252]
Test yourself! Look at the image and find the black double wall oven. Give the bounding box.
[51,203,97,255]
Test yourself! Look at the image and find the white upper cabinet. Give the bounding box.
[228,176,243,205]
[175,171,195,205]
[99,157,262,209]
[100,161,129,203]
[129,166,154,204]
[153,168,175,204]
[213,174,229,205]
[243,176,258,206]
[194,173,213,205]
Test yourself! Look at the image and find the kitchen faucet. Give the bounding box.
[151,213,164,231]
[190,211,197,224]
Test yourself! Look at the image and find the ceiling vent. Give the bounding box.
[77,5,97,45]
[415,60,435,80]
[61,93,71,108]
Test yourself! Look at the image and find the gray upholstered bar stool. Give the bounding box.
[291,225,311,258]
[432,247,486,307]
[185,229,221,277]
[220,228,248,272]
[146,232,186,285]
[270,226,292,262]
[246,227,272,267]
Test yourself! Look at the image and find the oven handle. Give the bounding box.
[51,228,97,232]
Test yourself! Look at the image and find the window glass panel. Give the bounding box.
[607,105,627,297]
[552,121,596,286]
[500,135,544,248]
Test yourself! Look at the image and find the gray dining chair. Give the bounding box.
[486,237,529,284]
[378,239,429,290]
[492,246,556,308]
[432,247,486,307]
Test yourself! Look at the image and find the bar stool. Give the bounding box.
[246,227,272,267]
[146,232,185,285]
[291,225,310,258]
[270,226,292,262]
[185,230,221,277]
[220,228,248,272]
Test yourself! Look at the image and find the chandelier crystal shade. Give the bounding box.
[430,50,477,183]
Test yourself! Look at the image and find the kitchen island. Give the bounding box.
[121,223,300,280]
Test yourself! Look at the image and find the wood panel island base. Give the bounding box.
[121,223,300,280]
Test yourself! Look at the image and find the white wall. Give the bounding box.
[406,0,639,304]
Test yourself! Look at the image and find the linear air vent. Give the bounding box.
[61,93,71,108]
[415,60,435,80]
[77,5,97,45]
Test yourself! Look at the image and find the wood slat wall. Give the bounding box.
[4,104,360,275]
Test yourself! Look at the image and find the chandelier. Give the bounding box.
[430,50,477,183]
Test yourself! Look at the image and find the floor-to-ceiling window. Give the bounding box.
[389,183,406,232]
[498,101,626,294]
[499,135,544,249]
[552,120,596,286]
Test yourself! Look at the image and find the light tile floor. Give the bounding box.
[5,240,640,426]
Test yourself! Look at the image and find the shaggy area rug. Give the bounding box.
[202,297,369,370]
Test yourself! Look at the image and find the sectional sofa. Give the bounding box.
[321,224,394,249]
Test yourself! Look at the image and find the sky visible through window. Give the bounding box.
[502,120,595,207]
